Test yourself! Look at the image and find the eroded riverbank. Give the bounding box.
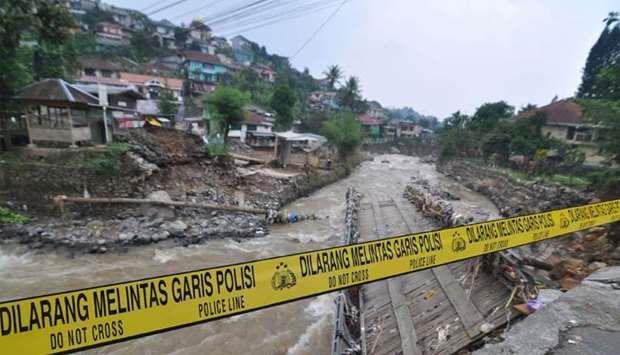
[0,154,502,354]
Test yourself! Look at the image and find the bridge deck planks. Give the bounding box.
[359,196,517,354]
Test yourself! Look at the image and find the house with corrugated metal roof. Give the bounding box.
[17,79,107,147]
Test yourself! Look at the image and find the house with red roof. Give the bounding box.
[227,108,275,147]
[358,114,386,139]
[518,99,605,164]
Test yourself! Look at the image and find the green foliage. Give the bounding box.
[128,29,165,63]
[0,207,29,224]
[337,76,366,112]
[71,32,98,55]
[174,26,190,47]
[84,143,128,176]
[578,14,620,98]
[443,111,470,129]
[207,143,229,158]
[157,88,178,123]
[204,87,249,141]
[302,110,330,134]
[323,65,343,90]
[579,99,620,161]
[321,111,362,157]
[467,101,514,132]
[588,167,620,197]
[0,0,74,98]
[270,84,297,130]
[230,68,273,107]
[592,60,620,100]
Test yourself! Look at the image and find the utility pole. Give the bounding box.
[98,81,111,144]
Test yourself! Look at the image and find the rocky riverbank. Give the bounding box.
[0,128,359,253]
[436,159,620,289]
[437,160,593,216]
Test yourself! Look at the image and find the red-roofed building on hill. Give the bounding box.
[227,108,275,147]
[119,73,183,102]
[517,99,605,164]
[358,114,386,139]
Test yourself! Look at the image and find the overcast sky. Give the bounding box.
[108,0,617,118]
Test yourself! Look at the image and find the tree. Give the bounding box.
[0,0,74,149]
[323,65,343,90]
[174,26,190,48]
[337,76,363,111]
[467,101,514,132]
[578,13,620,97]
[580,99,620,162]
[322,111,362,158]
[591,60,620,100]
[203,87,249,142]
[443,111,469,129]
[157,87,178,124]
[518,103,538,114]
[129,29,163,63]
[270,84,297,130]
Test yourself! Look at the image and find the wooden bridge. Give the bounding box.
[353,197,517,355]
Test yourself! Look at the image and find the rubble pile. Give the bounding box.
[122,127,207,166]
[403,176,472,226]
[437,160,619,290]
[524,226,620,290]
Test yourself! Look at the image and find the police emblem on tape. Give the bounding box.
[271,262,297,290]
[559,213,571,229]
[451,231,467,252]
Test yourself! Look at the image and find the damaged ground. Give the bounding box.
[0,127,354,253]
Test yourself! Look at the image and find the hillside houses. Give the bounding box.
[182,51,228,85]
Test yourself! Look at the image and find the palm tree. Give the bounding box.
[603,11,619,27]
[323,65,343,90]
[338,76,362,110]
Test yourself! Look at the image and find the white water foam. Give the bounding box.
[286,294,335,355]
[0,249,32,268]
[153,249,177,263]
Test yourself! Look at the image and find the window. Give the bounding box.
[574,128,593,142]
[230,123,241,130]
[85,68,96,76]
[101,70,112,78]
[566,126,576,140]
[247,124,257,131]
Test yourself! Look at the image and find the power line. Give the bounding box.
[218,1,341,37]
[140,0,173,12]
[147,0,191,16]
[170,0,228,21]
[291,0,349,59]
[213,0,341,32]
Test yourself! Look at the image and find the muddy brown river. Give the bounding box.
[0,155,498,354]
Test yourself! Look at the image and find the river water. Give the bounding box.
[0,154,498,354]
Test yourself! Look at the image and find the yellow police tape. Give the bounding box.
[1,199,619,354]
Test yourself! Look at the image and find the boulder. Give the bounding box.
[162,220,188,236]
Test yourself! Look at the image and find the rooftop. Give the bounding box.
[120,73,184,90]
[18,79,99,107]
[183,51,223,65]
[358,114,386,126]
[518,100,586,126]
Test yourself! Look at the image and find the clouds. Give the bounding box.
[111,0,616,117]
